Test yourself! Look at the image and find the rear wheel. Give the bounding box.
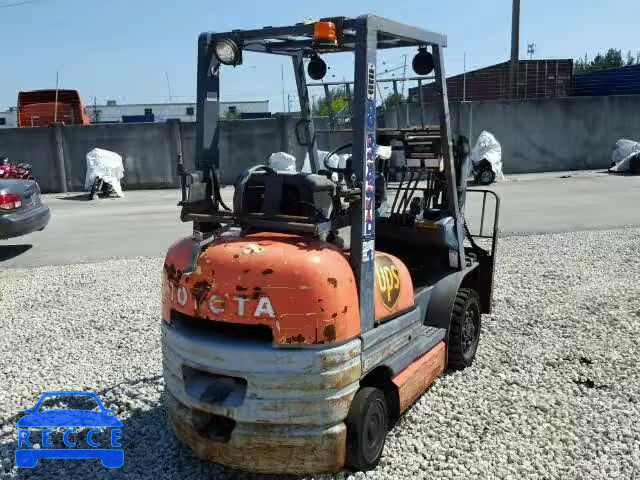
[448,288,481,370]
[345,387,388,471]
[476,166,495,185]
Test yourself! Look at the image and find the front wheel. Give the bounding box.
[448,288,481,370]
[345,387,388,471]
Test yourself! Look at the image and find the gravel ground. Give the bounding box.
[1,228,639,479]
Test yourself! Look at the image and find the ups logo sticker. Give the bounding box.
[375,255,401,310]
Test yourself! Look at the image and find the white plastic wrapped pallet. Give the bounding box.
[609,139,640,172]
[301,145,392,181]
[268,151,297,173]
[470,131,505,182]
[301,149,348,182]
[84,148,125,197]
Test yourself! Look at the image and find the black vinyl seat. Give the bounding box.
[233,169,336,221]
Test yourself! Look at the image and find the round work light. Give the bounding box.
[412,47,434,76]
[307,53,327,80]
[214,38,241,66]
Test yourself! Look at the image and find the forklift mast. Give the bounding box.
[186,15,465,333]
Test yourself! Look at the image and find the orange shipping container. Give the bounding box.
[17,89,91,127]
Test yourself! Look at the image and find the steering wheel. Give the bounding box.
[323,143,353,174]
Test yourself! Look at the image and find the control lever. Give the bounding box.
[176,153,188,205]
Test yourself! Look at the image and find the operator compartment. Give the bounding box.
[162,232,361,345]
[374,127,468,282]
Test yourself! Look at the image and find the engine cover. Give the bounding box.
[162,232,361,345]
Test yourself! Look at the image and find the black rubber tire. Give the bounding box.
[629,154,640,175]
[477,166,496,185]
[89,177,101,200]
[448,288,481,370]
[345,387,388,472]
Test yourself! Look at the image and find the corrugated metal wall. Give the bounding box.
[573,65,640,96]
[410,60,573,102]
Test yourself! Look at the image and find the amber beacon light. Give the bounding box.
[313,21,337,46]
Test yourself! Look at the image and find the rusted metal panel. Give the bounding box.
[163,321,361,376]
[361,308,426,373]
[381,326,444,376]
[166,390,346,474]
[162,232,362,346]
[361,305,421,350]
[162,322,361,426]
[165,364,357,425]
[392,341,446,413]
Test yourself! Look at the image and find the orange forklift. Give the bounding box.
[162,14,500,474]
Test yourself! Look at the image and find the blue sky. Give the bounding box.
[1,0,638,111]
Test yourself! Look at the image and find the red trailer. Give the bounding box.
[17,89,91,127]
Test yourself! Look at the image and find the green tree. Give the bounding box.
[223,109,240,120]
[574,48,637,73]
[626,50,640,66]
[312,87,348,116]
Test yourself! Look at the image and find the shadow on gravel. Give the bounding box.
[0,376,308,480]
[0,244,32,262]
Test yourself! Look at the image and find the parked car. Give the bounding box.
[0,179,50,239]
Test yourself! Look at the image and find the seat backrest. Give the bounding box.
[234,170,336,221]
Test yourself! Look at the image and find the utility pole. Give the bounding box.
[281,64,286,112]
[463,53,467,102]
[400,54,408,97]
[165,72,172,103]
[54,70,59,123]
[509,0,521,99]
[525,44,535,99]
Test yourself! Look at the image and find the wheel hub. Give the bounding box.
[462,308,477,353]
[363,399,385,463]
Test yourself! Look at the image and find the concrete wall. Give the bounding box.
[0,126,61,190]
[3,95,640,193]
[456,95,640,173]
[218,118,283,183]
[63,123,180,190]
[383,94,640,173]
[0,117,315,192]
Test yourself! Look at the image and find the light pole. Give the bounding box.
[509,0,521,99]
[281,64,286,112]
[54,70,59,123]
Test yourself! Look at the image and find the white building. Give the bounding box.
[86,100,269,123]
[0,108,18,128]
